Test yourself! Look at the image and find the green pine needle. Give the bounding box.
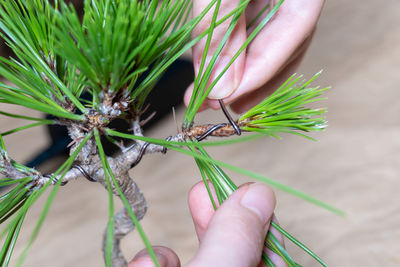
[0,83,82,121]
[183,0,284,128]
[0,211,25,267]
[105,129,344,216]
[246,1,271,30]
[192,146,326,266]
[94,129,115,267]
[0,111,54,122]
[0,0,85,113]
[134,0,249,102]
[0,1,335,266]
[271,222,328,267]
[14,132,92,267]
[0,130,90,266]
[95,129,161,267]
[239,72,328,138]
[54,0,193,109]
[1,121,54,137]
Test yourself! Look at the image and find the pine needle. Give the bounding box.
[95,129,161,267]
[238,72,328,139]
[105,129,344,216]
[184,0,285,127]
[14,132,92,266]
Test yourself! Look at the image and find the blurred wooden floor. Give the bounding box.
[1,0,400,266]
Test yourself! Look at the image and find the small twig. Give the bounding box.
[172,107,179,134]
[139,111,156,127]
[103,134,127,152]
[67,136,85,148]
[140,104,151,116]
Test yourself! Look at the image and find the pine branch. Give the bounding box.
[105,128,343,216]
[0,0,334,266]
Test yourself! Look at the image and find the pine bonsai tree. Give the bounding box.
[0,0,341,266]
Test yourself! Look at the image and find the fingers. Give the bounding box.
[263,215,288,267]
[187,0,324,112]
[192,0,247,99]
[128,246,180,267]
[220,0,325,105]
[188,181,219,241]
[229,37,309,114]
[183,83,209,112]
[130,183,282,267]
[187,183,276,267]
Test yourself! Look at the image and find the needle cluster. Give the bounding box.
[0,1,336,267]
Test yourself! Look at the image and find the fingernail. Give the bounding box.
[132,250,167,267]
[240,183,273,224]
[208,57,237,99]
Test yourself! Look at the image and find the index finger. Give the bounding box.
[191,0,247,100]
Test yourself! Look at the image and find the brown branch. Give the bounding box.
[96,165,147,267]
[184,122,244,140]
[2,105,249,267]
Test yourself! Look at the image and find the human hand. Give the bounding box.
[128,182,286,267]
[184,0,325,114]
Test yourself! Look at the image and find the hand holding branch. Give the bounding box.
[185,0,325,113]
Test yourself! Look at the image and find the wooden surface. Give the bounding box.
[1,0,400,266]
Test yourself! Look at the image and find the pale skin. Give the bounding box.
[129,182,286,267]
[184,0,325,113]
[129,0,324,266]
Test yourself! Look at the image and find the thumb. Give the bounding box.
[128,246,180,267]
[187,183,276,267]
[191,0,246,100]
